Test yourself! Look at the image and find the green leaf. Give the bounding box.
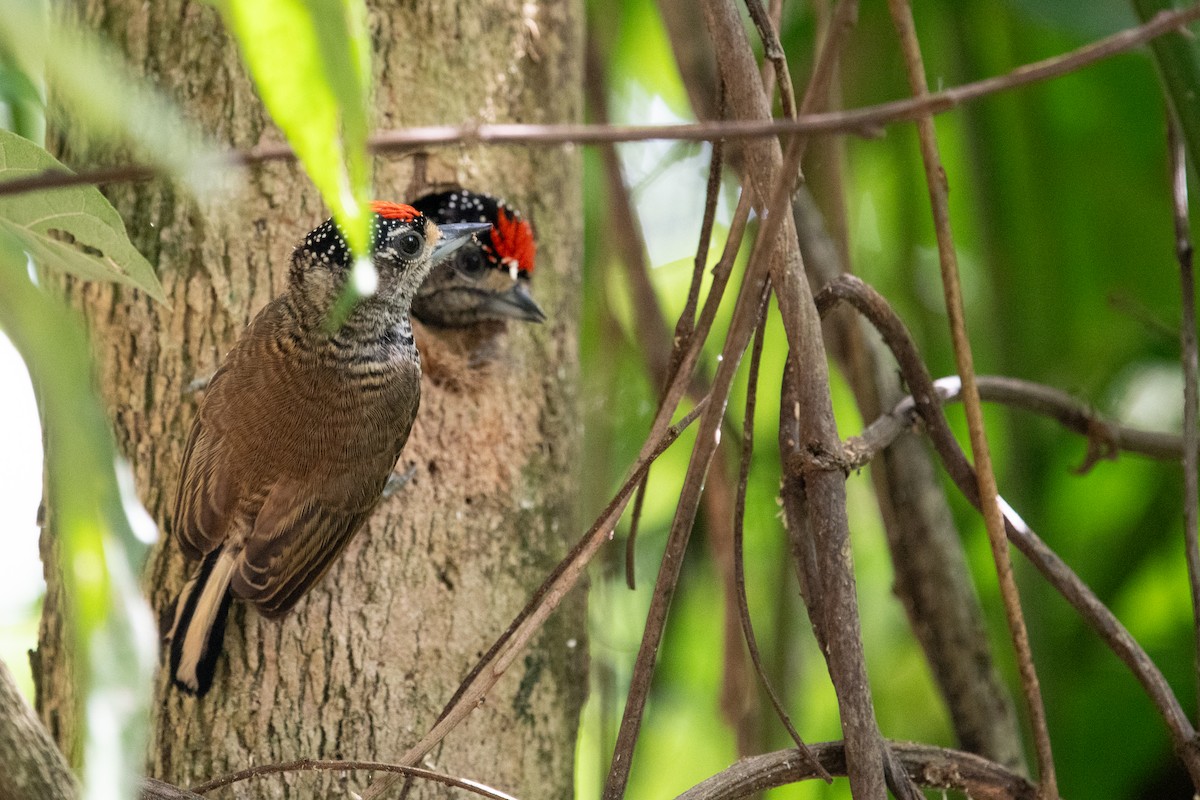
[0,54,45,144]
[0,58,42,111]
[0,0,218,191]
[0,129,165,301]
[0,230,156,800]
[214,0,373,257]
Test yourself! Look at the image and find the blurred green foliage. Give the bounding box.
[0,229,157,800]
[579,1,1200,798]
[211,0,377,314]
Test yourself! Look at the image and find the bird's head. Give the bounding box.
[290,201,489,312]
[409,189,546,328]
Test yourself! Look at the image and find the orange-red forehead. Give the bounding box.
[370,201,421,221]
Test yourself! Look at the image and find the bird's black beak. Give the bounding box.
[481,280,547,323]
[431,222,492,265]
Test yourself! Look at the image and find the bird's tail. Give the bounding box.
[166,549,235,696]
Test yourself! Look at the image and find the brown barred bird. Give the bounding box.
[410,189,545,327]
[165,202,489,695]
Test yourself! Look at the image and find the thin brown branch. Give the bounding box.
[1169,113,1200,721]
[141,779,205,800]
[744,0,797,118]
[673,741,1037,800]
[584,32,675,386]
[359,401,709,800]
[814,274,1200,786]
[589,34,754,750]
[732,289,829,780]
[884,2,1056,796]
[601,179,782,798]
[673,180,752,388]
[585,28,709,594]
[702,0,901,790]
[623,481,648,591]
[190,759,517,800]
[797,1,859,122]
[674,89,728,354]
[1,6,1196,198]
[794,186,1026,770]
[847,374,1196,468]
[588,42,759,754]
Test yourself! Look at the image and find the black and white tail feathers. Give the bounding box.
[166,549,235,696]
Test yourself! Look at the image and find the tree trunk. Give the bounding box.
[35,2,586,798]
[0,659,77,800]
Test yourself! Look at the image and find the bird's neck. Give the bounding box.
[283,285,415,348]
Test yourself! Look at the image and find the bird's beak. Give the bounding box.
[481,280,547,323]
[431,222,493,265]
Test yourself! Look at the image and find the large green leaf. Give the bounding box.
[0,0,217,191]
[214,0,373,257]
[0,129,165,301]
[0,51,45,144]
[0,230,156,800]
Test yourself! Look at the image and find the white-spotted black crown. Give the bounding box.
[411,189,535,277]
[296,202,429,270]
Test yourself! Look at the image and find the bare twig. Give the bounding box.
[847,374,1196,468]
[719,0,794,754]
[796,1,859,122]
[732,289,830,779]
[190,759,517,800]
[2,6,1197,198]
[585,31,725,601]
[744,0,797,118]
[588,41,760,751]
[673,741,1037,800]
[601,175,783,798]
[1169,113,1200,720]
[815,274,1200,786]
[142,779,205,800]
[701,0,904,790]
[884,2,1056,796]
[675,104,727,352]
[672,180,753,388]
[584,33,675,387]
[794,186,1026,770]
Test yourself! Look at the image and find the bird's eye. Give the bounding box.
[457,248,487,277]
[396,231,424,259]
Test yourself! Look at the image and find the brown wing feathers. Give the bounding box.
[243,505,369,618]
[230,476,379,618]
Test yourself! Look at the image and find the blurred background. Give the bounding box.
[574,1,1196,798]
[2,0,1197,798]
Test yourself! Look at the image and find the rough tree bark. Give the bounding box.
[33,1,586,798]
[0,659,77,800]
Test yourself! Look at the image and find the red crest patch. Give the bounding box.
[370,201,421,221]
[491,207,536,274]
